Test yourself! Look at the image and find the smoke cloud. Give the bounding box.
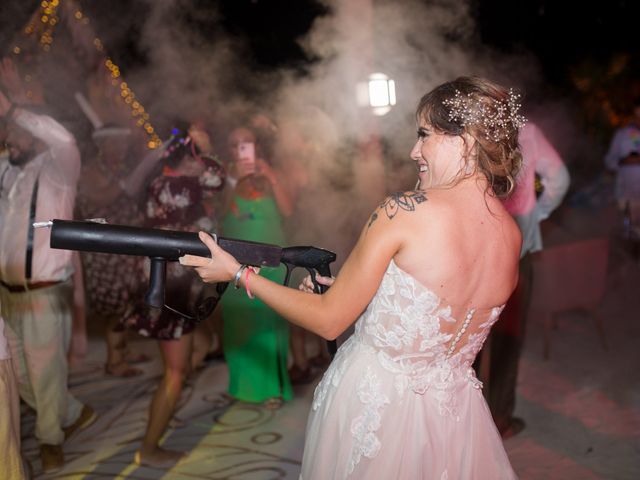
[2,0,593,260]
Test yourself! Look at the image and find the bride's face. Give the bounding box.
[409,120,467,189]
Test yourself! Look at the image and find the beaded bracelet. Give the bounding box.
[245,266,255,299]
[233,265,248,289]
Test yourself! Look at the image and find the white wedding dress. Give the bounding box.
[301,259,518,479]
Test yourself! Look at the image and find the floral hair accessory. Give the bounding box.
[442,89,526,142]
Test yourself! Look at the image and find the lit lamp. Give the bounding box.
[357,72,396,116]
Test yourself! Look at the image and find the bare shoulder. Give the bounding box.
[366,190,429,230]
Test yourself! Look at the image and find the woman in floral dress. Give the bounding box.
[123,128,226,467]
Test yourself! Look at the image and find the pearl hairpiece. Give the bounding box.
[442,89,526,142]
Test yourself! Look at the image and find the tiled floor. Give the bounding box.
[20,205,640,479]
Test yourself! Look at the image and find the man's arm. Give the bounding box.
[0,57,78,182]
[13,107,81,187]
[118,143,166,198]
[12,108,76,149]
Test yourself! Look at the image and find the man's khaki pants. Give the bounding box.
[0,357,26,479]
[1,281,83,446]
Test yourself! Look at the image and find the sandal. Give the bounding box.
[262,397,284,410]
[104,362,143,378]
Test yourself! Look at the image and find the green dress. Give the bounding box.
[221,193,293,403]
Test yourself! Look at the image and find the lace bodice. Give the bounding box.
[355,259,503,371]
[313,259,504,415]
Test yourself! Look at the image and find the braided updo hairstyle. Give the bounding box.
[416,76,523,197]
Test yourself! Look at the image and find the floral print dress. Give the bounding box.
[121,174,219,340]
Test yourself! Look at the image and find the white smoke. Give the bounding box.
[5,0,590,257]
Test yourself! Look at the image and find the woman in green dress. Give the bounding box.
[221,124,293,408]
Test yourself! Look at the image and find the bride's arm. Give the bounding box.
[180,192,422,339]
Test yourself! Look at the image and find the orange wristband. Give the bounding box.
[245,267,255,299]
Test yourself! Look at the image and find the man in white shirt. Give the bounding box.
[0,88,95,474]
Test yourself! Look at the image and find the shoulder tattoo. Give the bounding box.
[367,190,427,228]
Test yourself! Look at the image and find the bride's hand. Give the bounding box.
[298,273,335,294]
[179,231,241,284]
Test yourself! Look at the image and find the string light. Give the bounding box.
[103,55,161,148]
[13,0,59,54]
[10,0,161,149]
[38,0,59,52]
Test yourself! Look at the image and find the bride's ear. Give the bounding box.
[461,132,477,156]
[458,133,478,175]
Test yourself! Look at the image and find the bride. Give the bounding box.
[181,76,523,479]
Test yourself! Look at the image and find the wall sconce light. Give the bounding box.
[357,72,396,116]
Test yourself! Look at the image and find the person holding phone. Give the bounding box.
[218,122,293,409]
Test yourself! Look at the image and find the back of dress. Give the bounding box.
[301,258,517,480]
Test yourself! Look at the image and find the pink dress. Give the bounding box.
[301,260,517,479]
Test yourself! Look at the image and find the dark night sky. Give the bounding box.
[1,0,638,149]
[473,0,640,86]
[1,0,638,87]
[197,0,640,91]
[210,0,640,89]
[0,0,328,72]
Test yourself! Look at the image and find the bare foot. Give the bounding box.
[134,448,186,468]
[263,396,284,410]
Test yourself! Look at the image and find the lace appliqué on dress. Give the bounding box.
[378,352,461,417]
[457,306,505,365]
[312,336,360,411]
[365,261,467,416]
[347,367,390,475]
[364,263,455,353]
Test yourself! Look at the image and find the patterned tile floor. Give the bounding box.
[21,340,313,479]
[20,206,640,479]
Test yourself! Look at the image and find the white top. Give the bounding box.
[603,123,640,201]
[0,109,81,285]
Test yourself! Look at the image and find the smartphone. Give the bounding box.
[236,141,256,175]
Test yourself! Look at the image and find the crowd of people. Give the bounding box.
[0,55,342,475]
[0,45,589,478]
